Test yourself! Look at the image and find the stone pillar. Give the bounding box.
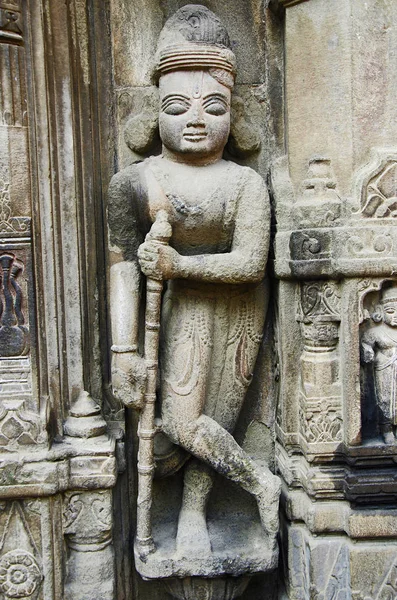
[63,490,114,600]
[0,0,119,598]
[297,281,342,457]
[274,0,397,597]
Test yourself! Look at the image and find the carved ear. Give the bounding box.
[124,108,159,154]
[372,304,383,323]
[227,95,261,158]
[124,87,159,154]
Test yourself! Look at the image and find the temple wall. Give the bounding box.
[0,0,396,598]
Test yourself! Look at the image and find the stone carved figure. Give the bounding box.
[0,254,29,357]
[361,282,397,444]
[108,4,280,560]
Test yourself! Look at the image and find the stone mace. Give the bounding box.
[136,210,172,558]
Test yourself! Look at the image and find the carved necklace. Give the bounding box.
[146,156,233,218]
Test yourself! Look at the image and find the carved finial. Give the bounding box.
[64,391,107,438]
[295,156,341,228]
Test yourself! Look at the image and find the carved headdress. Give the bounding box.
[154,5,237,89]
[381,282,397,304]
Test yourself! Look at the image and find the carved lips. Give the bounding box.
[183,130,208,142]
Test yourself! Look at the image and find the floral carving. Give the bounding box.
[0,165,12,232]
[362,160,397,218]
[300,321,339,348]
[348,233,393,256]
[164,575,250,600]
[63,495,83,529]
[0,550,42,599]
[305,411,343,444]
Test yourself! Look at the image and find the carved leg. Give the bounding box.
[176,459,215,555]
[162,412,280,539]
[375,369,396,444]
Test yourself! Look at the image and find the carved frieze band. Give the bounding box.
[0,162,30,234]
[275,225,397,280]
[0,1,22,46]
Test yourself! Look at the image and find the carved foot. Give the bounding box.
[255,472,281,541]
[383,430,395,445]
[176,509,212,556]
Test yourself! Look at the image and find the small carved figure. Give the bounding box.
[0,254,29,357]
[361,282,397,444]
[108,5,280,556]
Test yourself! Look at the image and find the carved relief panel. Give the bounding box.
[360,279,397,445]
[0,0,41,450]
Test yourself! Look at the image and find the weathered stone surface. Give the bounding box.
[108,5,280,596]
[274,1,397,597]
[3,0,397,598]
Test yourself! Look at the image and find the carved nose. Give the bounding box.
[186,105,205,127]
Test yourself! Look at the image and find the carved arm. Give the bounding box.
[181,172,270,283]
[108,168,147,408]
[139,170,270,284]
[361,331,376,363]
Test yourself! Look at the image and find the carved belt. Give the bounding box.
[167,279,264,298]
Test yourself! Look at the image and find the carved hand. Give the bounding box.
[361,342,375,363]
[137,239,180,280]
[111,352,147,409]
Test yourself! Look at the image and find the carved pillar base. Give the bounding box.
[283,516,397,600]
[163,576,251,600]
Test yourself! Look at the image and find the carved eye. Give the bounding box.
[204,102,227,116]
[163,103,189,116]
